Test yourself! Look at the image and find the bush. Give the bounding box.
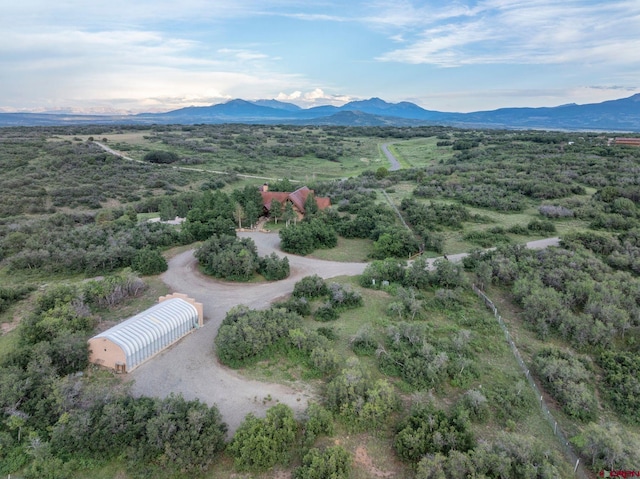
[293,275,329,298]
[394,402,474,463]
[0,284,35,313]
[598,351,640,422]
[350,325,377,356]
[215,306,302,366]
[132,247,167,275]
[144,150,179,164]
[274,296,311,316]
[314,303,338,322]
[359,259,407,289]
[228,404,297,471]
[258,252,290,280]
[293,446,350,479]
[327,282,363,309]
[280,219,337,255]
[371,228,420,260]
[533,348,597,421]
[325,359,398,431]
[456,389,489,422]
[303,403,334,447]
[527,218,557,233]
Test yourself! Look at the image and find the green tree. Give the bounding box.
[228,404,298,471]
[233,203,245,229]
[304,192,319,217]
[270,198,283,224]
[293,446,350,479]
[132,247,168,275]
[283,201,296,226]
[158,197,176,221]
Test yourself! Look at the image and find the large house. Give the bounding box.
[614,138,640,147]
[260,185,330,218]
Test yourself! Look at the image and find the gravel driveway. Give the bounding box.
[129,232,366,434]
[128,232,559,434]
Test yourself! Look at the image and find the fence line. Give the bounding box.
[471,284,590,479]
[380,189,411,231]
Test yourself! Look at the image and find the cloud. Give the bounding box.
[374,0,640,67]
[276,88,354,106]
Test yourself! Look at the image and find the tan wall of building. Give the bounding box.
[88,337,126,372]
[158,292,204,326]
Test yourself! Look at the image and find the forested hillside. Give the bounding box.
[1,125,639,478]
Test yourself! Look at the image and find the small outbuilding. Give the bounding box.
[88,293,203,373]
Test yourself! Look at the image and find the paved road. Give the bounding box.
[129,232,366,434]
[381,143,401,171]
[129,233,559,434]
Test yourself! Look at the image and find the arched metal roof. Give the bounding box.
[92,298,199,370]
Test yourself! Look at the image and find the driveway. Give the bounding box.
[129,232,366,434]
[128,232,559,434]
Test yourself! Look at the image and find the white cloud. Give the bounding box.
[276,88,354,107]
[375,0,640,67]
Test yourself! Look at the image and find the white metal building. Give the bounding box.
[89,294,203,372]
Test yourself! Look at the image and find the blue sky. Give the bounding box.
[1,0,639,113]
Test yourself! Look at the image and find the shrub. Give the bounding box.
[258,252,290,280]
[533,348,597,421]
[302,403,334,447]
[539,204,574,218]
[350,325,378,356]
[327,282,363,309]
[325,359,398,431]
[280,219,337,255]
[293,446,350,479]
[314,303,338,322]
[394,402,474,462]
[131,247,167,275]
[215,306,302,366]
[527,218,557,233]
[456,389,489,422]
[228,404,297,471]
[144,150,179,164]
[359,259,407,289]
[293,275,329,299]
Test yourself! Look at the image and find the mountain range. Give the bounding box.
[1,94,640,131]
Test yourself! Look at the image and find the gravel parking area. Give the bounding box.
[128,232,558,434]
[129,232,366,434]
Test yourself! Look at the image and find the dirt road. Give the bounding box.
[129,232,366,434]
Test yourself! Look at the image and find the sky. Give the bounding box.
[1,0,639,114]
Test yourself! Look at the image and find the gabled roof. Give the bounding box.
[260,186,331,214]
[260,191,289,210]
[315,197,331,210]
[288,186,312,212]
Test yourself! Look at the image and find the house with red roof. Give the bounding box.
[260,184,330,218]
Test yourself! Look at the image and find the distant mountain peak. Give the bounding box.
[251,99,302,111]
[2,93,639,130]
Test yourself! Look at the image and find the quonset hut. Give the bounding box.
[88,293,203,373]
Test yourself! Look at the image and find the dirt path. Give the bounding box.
[93,141,286,182]
[129,232,366,434]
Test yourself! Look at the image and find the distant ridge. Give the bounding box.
[1,94,640,131]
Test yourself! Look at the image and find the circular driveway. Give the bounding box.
[129,232,366,434]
